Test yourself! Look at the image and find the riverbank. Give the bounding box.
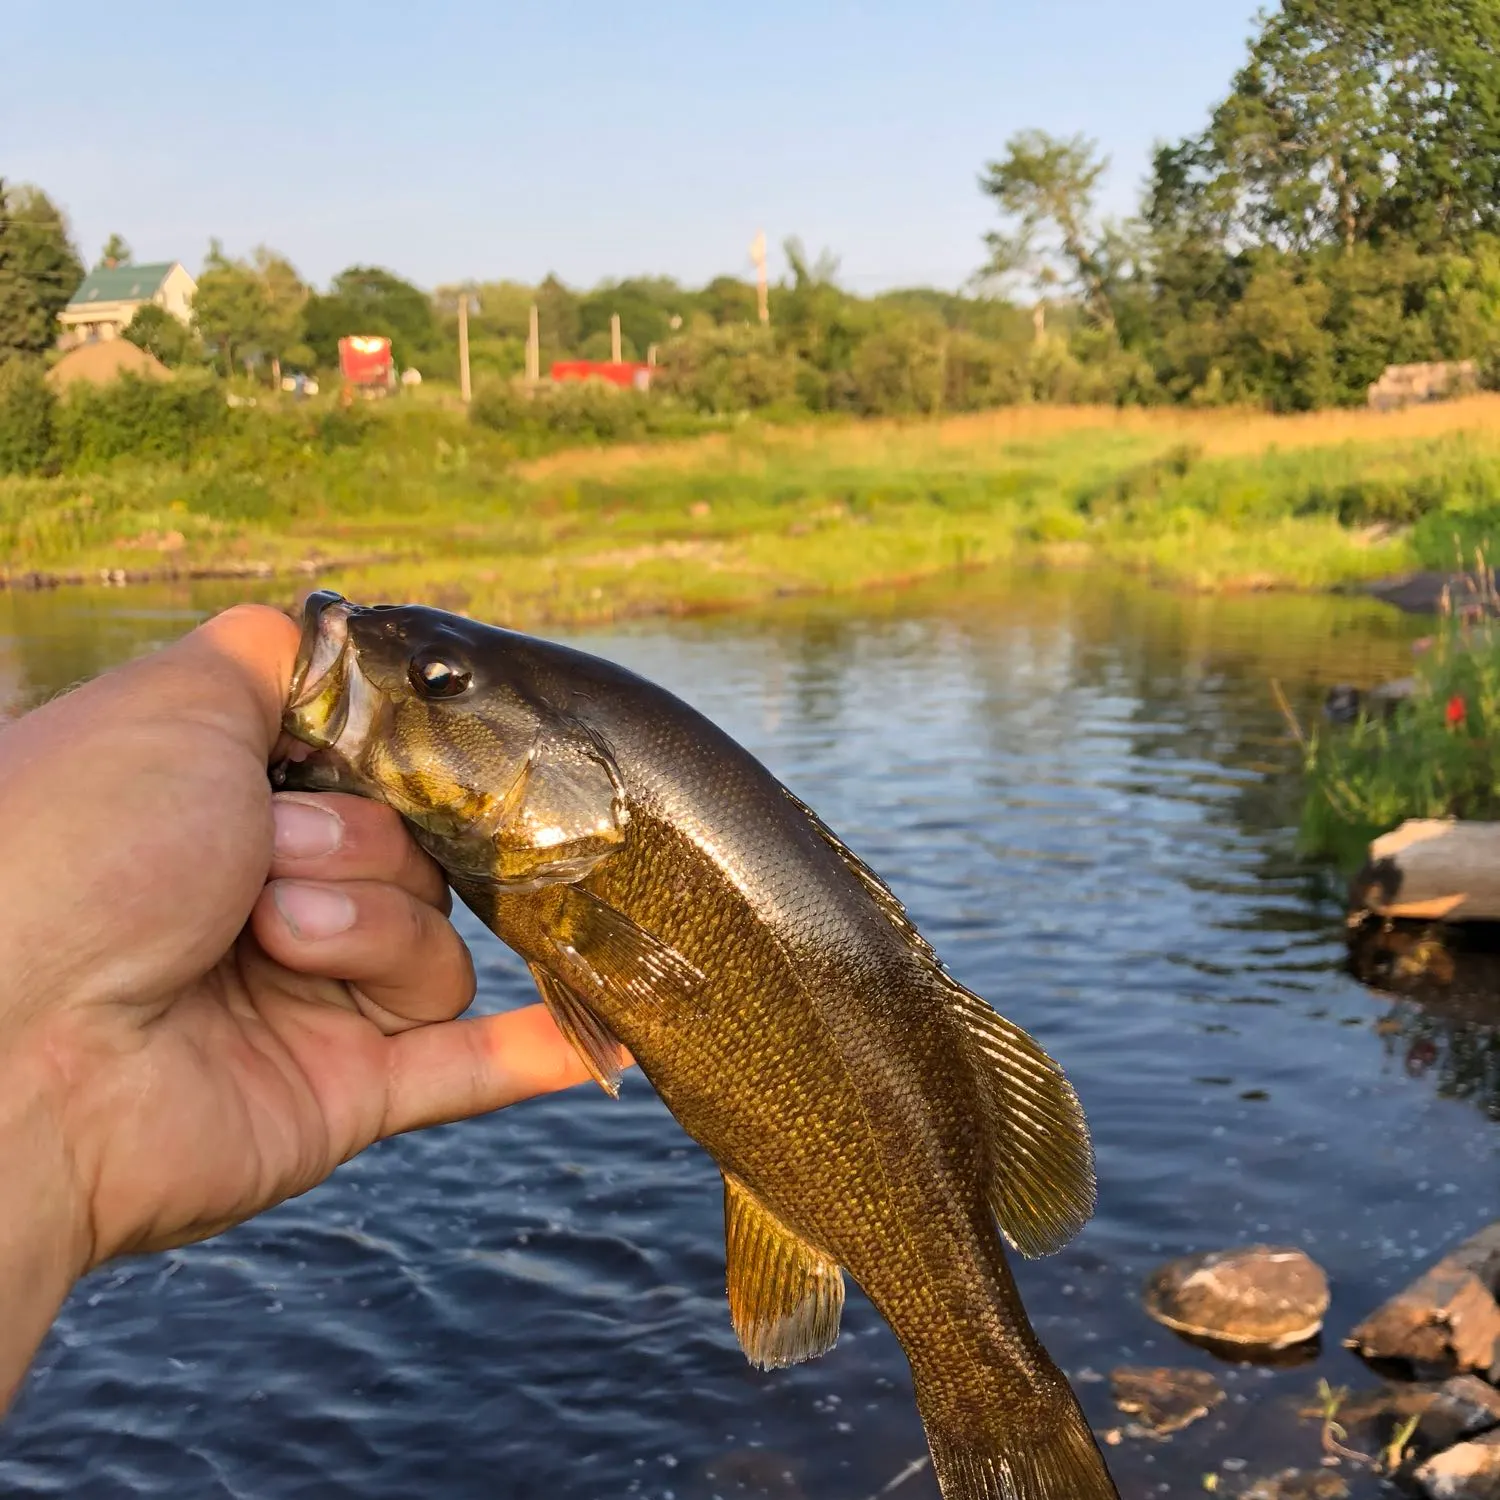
[1301,614,1500,866]
[8,397,1500,626]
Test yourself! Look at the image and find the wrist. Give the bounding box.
[0,1037,91,1410]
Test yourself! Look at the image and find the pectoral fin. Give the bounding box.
[945,979,1096,1259]
[545,884,703,1019]
[723,1175,845,1370]
[528,963,630,1097]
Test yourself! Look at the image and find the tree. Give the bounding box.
[123,303,193,367]
[251,247,308,367]
[192,242,307,377]
[0,181,83,358]
[700,276,758,326]
[97,233,132,268]
[1168,0,1500,256]
[979,131,1116,327]
[303,266,435,368]
[193,241,272,376]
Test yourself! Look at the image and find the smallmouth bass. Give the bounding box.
[279,591,1119,1500]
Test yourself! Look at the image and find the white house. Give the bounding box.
[56,261,197,347]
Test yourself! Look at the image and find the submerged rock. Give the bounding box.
[1324,677,1417,725]
[1414,1429,1500,1499]
[1365,569,1500,618]
[1109,1365,1225,1436]
[1242,1470,1350,1500]
[1322,1376,1500,1453]
[1421,1376,1500,1451]
[1143,1246,1330,1349]
[1346,1222,1500,1375]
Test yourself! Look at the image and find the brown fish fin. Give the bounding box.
[527,962,629,1098]
[918,1382,1119,1499]
[944,979,1096,1259]
[780,787,940,963]
[548,885,704,1019]
[723,1174,845,1370]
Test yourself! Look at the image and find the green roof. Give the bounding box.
[66,262,177,308]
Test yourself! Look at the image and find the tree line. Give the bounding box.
[5,0,1500,419]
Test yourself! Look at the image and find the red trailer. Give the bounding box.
[550,359,652,391]
[338,336,395,393]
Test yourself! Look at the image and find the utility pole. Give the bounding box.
[750,229,769,325]
[526,302,540,385]
[458,292,472,403]
[610,312,622,364]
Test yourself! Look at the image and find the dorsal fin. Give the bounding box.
[946,978,1096,1258]
[781,786,939,964]
[782,785,1096,1257]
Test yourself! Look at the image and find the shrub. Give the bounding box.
[0,358,57,475]
[471,378,710,452]
[652,325,803,413]
[848,317,945,415]
[122,305,196,368]
[52,372,228,468]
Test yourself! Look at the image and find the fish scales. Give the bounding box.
[279,592,1119,1500]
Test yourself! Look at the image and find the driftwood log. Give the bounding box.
[1352,820,1500,921]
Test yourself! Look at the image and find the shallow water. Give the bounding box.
[0,570,1493,1500]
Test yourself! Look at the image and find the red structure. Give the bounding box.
[550,360,652,391]
[338,336,394,390]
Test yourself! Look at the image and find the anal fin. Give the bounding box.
[528,962,630,1098]
[945,980,1097,1259]
[724,1175,845,1370]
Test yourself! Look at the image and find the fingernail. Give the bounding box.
[273,796,343,860]
[273,881,356,940]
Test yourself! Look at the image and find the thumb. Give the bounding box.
[378,1003,607,1135]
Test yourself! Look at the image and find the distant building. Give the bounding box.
[56,261,197,348]
[550,359,652,391]
[1367,360,1479,411]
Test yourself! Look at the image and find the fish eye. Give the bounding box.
[409,652,472,699]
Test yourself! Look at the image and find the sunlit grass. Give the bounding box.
[8,398,1500,622]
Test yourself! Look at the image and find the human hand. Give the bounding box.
[0,604,594,1405]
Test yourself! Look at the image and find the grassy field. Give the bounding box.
[7,396,1500,626]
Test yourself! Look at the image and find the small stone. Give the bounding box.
[1242,1469,1350,1500]
[1143,1246,1330,1348]
[1110,1365,1225,1436]
[1347,1221,1500,1375]
[1414,1428,1500,1499]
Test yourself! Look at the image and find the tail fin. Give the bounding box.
[920,1389,1119,1500]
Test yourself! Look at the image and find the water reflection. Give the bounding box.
[0,568,1489,1500]
[1348,922,1500,1121]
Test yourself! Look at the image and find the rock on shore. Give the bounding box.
[1346,1222,1500,1376]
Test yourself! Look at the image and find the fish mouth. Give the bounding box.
[284,589,354,750]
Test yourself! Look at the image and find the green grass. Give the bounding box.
[10,396,1500,625]
[1301,615,1500,866]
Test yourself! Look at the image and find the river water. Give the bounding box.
[0,570,1494,1500]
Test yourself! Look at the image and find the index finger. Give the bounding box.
[269,792,451,911]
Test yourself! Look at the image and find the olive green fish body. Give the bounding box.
[280,594,1119,1500]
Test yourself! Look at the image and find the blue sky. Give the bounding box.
[7,1,1259,294]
